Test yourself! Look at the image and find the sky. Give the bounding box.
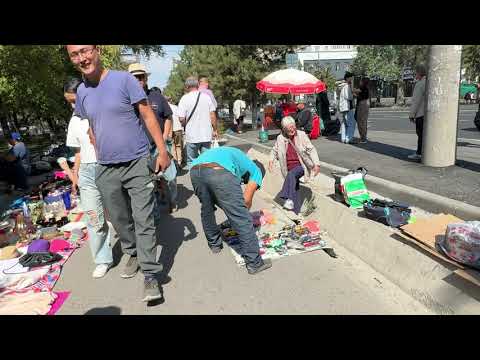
[142,45,184,90]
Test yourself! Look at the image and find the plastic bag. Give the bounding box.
[439,221,480,269]
[340,172,371,209]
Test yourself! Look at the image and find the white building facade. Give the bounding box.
[296,45,358,80]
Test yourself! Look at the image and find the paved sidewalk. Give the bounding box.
[54,169,429,314]
[229,126,480,208]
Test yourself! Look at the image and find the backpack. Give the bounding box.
[363,198,411,227]
[309,115,320,140]
[323,119,341,136]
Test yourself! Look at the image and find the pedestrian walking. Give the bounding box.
[233,98,247,133]
[178,77,218,168]
[355,78,370,143]
[128,63,178,213]
[63,78,113,279]
[408,64,427,160]
[66,45,170,302]
[339,71,356,144]
[269,116,321,215]
[190,146,272,274]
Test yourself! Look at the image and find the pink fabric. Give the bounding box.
[49,239,72,253]
[54,171,67,180]
[47,291,71,315]
[303,220,320,235]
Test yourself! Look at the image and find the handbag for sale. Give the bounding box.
[363,198,411,228]
[18,252,63,268]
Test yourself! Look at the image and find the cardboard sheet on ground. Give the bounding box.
[400,214,463,250]
[225,206,333,266]
[400,213,480,288]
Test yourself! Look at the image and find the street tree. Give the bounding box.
[352,45,428,105]
[462,45,480,81]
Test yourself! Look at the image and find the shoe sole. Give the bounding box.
[142,294,163,302]
[120,270,139,279]
[247,263,272,275]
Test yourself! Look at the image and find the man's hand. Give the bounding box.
[268,160,274,172]
[212,130,218,139]
[313,165,320,176]
[155,150,171,173]
[409,117,415,123]
[71,174,78,196]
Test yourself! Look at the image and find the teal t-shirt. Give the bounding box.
[191,146,263,188]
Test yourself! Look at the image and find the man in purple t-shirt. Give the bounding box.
[67,45,170,303]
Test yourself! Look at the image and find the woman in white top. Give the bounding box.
[63,78,113,279]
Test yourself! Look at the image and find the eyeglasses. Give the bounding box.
[69,47,96,62]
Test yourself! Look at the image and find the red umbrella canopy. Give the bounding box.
[256,68,326,95]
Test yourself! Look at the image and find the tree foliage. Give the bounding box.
[462,45,480,81]
[352,45,429,81]
[164,45,300,114]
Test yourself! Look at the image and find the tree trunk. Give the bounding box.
[0,116,10,135]
[396,80,405,106]
[11,112,20,132]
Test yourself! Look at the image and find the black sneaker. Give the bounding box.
[210,245,223,254]
[246,259,272,275]
[142,276,162,302]
[121,255,140,279]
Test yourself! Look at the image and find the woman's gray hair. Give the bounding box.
[415,64,427,77]
[281,116,296,129]
[185,76,199,89]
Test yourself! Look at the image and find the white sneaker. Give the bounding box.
[92,263,112,279]
[284,199,294,210]
[408,153,421,160]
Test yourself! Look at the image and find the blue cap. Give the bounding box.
[11,132,21,141]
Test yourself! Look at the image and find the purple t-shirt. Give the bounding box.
[75,70,150,165]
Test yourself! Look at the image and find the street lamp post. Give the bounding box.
[422,45,462,167]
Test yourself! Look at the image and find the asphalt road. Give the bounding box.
[365,104,479,142]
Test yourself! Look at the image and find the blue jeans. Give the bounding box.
[279,165,305,215]
[186,142,211,169]
[78,162,113,265]
[340,109,356,143]
[190,167,263,268]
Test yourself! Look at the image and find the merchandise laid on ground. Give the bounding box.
[222,207,337,266]
[332,166,480,288]
[0,174,87,315]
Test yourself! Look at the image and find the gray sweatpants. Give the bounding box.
[95,156,162,276]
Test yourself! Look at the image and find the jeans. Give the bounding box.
[190,167,264,268]
[279,165,305,215]
[78,162,113,265]
[340,109,356,143]
[415,116,424,155]
[95,156,162,275]
[186,142,211,169]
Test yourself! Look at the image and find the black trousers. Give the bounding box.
[415,116,424,155]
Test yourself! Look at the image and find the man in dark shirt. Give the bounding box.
[295,100,313,135]
[128,63,178,213]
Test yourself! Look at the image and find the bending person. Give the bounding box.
[190,146,272,275]
[269,116,320,215]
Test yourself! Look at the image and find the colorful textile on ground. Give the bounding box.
[223,207,334,266]
[47,291,71,315]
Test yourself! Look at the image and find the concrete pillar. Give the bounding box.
[422,45,462,167]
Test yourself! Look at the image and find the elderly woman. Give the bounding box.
[269,116,321,215]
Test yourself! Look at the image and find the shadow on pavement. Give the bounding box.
[176,183,194,210]
[84,306,122,315]
[460,127,479,133]
[156,212,198,284]
[455,159,480,173]
[457,141,480,149]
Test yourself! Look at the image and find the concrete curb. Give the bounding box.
[247,147,480,315]
[224,133,480,220]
